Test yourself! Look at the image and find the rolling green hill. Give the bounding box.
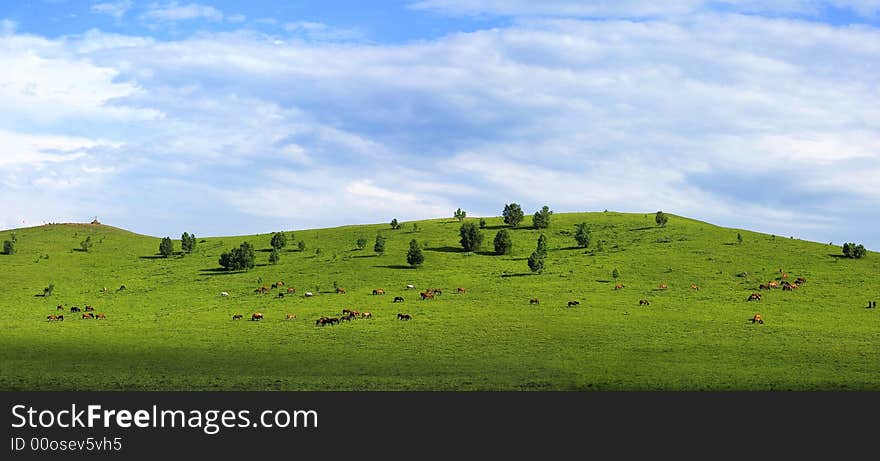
[1,212,877,390]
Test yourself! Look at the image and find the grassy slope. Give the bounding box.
[0,212,877,391]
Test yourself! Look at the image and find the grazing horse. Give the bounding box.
[287,287,296,294]
[406,284,415,290]
[781,273,789,280]
[251,312,264,321]
[457,287,466,294]
[796,277,806,285]
[690,284,699,291]
[56,304,64,311]
[529,298,540,305]
[95,313,106,320]
[751,314,764,324]
[397,313,412,320]
[271,283,279,289]
[82,313,95,319]
[658,284,668,290]
[748,293,762,301]
[372,289,386,295]
[285,314,296,320]
[336,287,346,294]
[220,291,229,297]
[759,283,771,290]
[361,312,372,319]
[782,284,797,291]
[316,317,328,326]
[567,301,580,307]
[70,306,81,313]
[84,306,95,312]
[47,315,58,321]
[768,281,779,289]
[101,287,109,293]
[639,299,650,306]
[342,308,355,316]
[614,284,625,290]
[276,281,284,287]
[393,296,405,303]
[277,292,285,298]
[232,314,243,320]
[420,292,434,300]
[304,292,314,297]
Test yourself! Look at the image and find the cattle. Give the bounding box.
[768,281,779,289]
[287,287,296,294]
[393,296,405,303]
[84,306,95,312]
[567,301,580,307]
[748,293,762,301]
[70,306,81,313]
[751,314,764,324]
[397,313,412,320]
[251,313,264,321]
[639,299,650,306]
[56,304,64,311]
[529,298,540,305]
[82,313,95,319]
[406,284,415,290]
[690,284,699,291]
[759,283,771,290]
[285,314,297,320]
[304,292,314,297]
[457,287,466,294]
[420,292,434,300]
[361,312,372,319]
[614,284,625,290]
[431,289,443,296]
[232,314,243,320]
[658,284,668,290]
[95,313,106,320]
[220,292,229,297]
[372,289,386,295]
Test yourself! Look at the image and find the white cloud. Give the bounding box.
[283,21,363,41]
[91,0,134,20]
[142,2,224,22]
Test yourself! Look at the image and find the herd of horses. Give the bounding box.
[46,304,106,321]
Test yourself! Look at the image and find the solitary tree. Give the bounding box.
[374,235,386,255]
[406,239,424,267]
[737,233,743,245]
[503,203,525,228]
[297,240,306,252]
[459,222,484,252]
[454,208,467,222]
[181,232,197,254]
[159,237,174,258]
[356,237,368,250]
[655,211,669,227]
[527,251,545,274]
[535,234,549,257]
[493,229,513,255]
[269,248,280,265]
[2,239,14,255]
[532,205,552,229]
[574,223,591,248]
[390,218,400,230]
[270,231,288,251]
[80,236,93,252]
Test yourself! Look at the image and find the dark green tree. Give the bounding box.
[532,205,552,229]
[356,237,368,250]
[535,234,549,257]
[2,239,14,255]
[655,211,668,227]
[503,203,524,228]
[612,268,620,280]
[297,240,306,252]
[574,223,591,248]
[527,251,545,274]
[454,208,467,222]
[843,243,867,259]
[459,222,484,252]
[411,223,421,233]
[80,236,93,252]
[479,218,487,229]
[390,218,400,230]
[181,232,197,254]
[737,233,743,245]
[269,248,280,265]
[270,231,288,251]
[406,239,424,267]
[493,229,513,255]
[374,235,386,255]
[159,237,174,258]
[219,241,256,271]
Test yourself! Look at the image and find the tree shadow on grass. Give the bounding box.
[351,254,378,258]
[375,265,417,270]
[139,255,166,260]
[501,273,534,278]
[425,246,464,253]
[199,268,246,276]
[828,254,847,259]
[629,226,657,231]
[555,246,585,251]
[475,251,500,256]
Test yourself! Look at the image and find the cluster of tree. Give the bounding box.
[2,233,16,255]
[219,242,256,271]
[159,237,174,258]
[528,234,549,274]
[181,232,197,254]
[842,243,867,259]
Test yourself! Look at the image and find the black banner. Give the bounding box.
[3,392,878,459]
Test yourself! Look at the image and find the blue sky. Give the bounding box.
[1,1,879,249]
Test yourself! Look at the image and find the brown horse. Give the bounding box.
[95,313,106,320]
[82,313,94,319]
[457,287,466,294]
[285,314,297,320]
[759,283,771,290]
[251,312,264,321]
[287,287,296,294]
[658,284,668,290]
[614,284,625,290]
[336,287,346,294]
[361,312,372,319]
[751,314,764,324]
[84,306,95,312]
[420,292,435,300]
[690,284,699,291]
[56,305,65,311]
[768,281,779,289]
[796,277,806,285]
[372,289,385,295]
[748,293,762,301]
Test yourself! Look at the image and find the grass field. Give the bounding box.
[1,212,878,390]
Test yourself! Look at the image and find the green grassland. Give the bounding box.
[1,212,878,390]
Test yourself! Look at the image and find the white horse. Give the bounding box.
[304,292,314,297]
[220,291,229,297]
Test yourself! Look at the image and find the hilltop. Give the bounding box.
[0,212,878,390]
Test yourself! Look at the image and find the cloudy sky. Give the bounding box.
[1,1,878,248]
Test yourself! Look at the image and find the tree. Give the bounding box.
[532,205,552,229]
[454,208,467,222]
[503,203,524,228]
[297,240,306,252]
[356,237,368,250]
[612,268,620,280]
[159,237,174,258]
[459,222,483,252]
[406,239,424,267]
[181,232,197,254]
[390,218,400,230]
[80,236,93,252]
[737,233,743,245]
[270,231,288,251]
[411,223,421,233]
[374,235,386,255]
[493,229,513,255]
[527,251,545,274]
[479,218,487,229]
[219,241,256,271]
[43,283,55,297]
[535,234,549,257]
[843,242,867,259]
[574,223,591,248]
[269,248,280,265]
[655,211,668,227]
[2,239,14,255]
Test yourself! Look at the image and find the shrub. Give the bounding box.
[479,218,486,229]
[737,233,743,244]
[493,229,513,255]
[612,268,620,280]
[502,203,524,228]
[532,205,552,229]
[43,283,55,297]
[406,239,424,267]
[459,222,483,252]
[297,240,306,252]
[527,251,544,274]
[535,234,549,257]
